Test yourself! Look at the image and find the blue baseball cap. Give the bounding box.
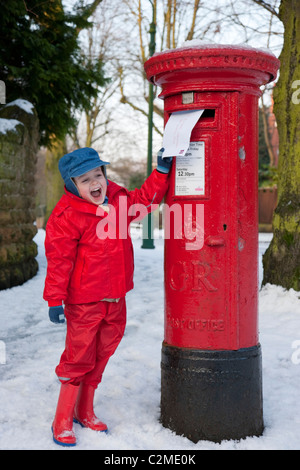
[59,147,109,197]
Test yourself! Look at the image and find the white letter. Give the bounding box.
[291,80,300,105]
[0,340,6,365]
[96,205,116,240]
[163,203,183,240]
[129,203,150,239]
[0,81,5,104]
[128,203,149,223]
[118,195,128,239]
[184,203,204,251]
[291,340,300,365]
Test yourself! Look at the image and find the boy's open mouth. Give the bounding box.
[91,187,101,198]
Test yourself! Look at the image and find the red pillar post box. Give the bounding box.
[144,44,280,443]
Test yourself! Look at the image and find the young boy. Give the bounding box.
[43,147,172,447]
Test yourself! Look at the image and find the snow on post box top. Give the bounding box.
[144,41,280,98]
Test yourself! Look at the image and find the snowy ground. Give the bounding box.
[0,229,299,450]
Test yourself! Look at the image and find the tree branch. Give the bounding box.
[251,0,280,19]
[186,0,201,41]
[75,0,104,34]
[80,0,103,20]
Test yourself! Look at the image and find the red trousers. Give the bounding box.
[56,298,126,388]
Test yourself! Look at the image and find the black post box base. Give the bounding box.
[160,342,264,443]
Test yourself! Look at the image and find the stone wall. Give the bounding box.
[0,100,39,289]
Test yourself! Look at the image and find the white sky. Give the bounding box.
[62,0,283,162]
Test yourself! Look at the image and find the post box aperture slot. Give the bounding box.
[201,109,215,119]
[192,107,218,130]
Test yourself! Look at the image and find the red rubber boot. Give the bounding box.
[73,383,108,432]
[52,383,79,447]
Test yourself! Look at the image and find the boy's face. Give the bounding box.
[73,166,107,205]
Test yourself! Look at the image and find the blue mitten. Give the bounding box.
[157,148,173,174]
[49,305,65,324]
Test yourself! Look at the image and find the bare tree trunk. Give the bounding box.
[262,0,300,290]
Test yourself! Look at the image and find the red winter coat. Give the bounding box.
[43,170,169,306]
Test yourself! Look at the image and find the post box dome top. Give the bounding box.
[144,42,280,97]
